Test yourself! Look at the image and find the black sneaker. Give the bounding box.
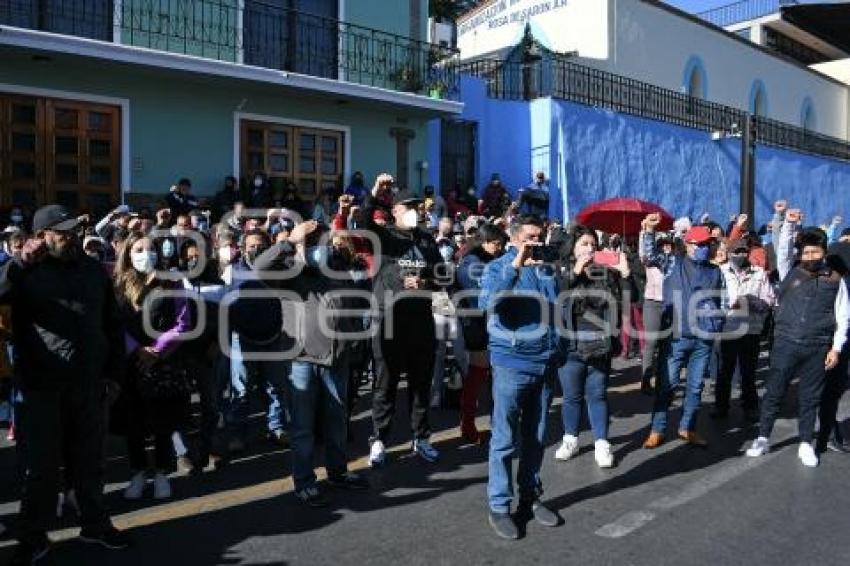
[519,499,560,527]
[294,486,328,508]
[11,537,50,565]
[488,511,519,540]
[327,472,369,491]
[79,526,132,550]
[267,429,290,448]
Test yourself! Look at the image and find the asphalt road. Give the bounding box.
[0,356,848,566]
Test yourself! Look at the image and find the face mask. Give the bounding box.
[131,251,157,274]
[305,246,328,268]
[10,214,22,223]
[729,255,748,269]
[161,239,175,258]
[186,257,199,272]
[254,178,263,188]
[800,259,824,273]
[401,209,419,229]
[692,245,711,263]
[439,244,454,262]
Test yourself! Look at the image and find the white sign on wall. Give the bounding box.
[456,0,609,61]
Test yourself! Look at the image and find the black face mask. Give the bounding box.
[729,255,748,269]
[800,259,825,273]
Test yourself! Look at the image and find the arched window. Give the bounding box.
[749,80,768,117]
[801,97,816,131]
[683,56,707,99]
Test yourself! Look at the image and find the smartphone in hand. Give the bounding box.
[593,250,620,267]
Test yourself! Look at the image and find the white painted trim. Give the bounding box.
[0,25,463,115]
[233,111,352,186]
[0,82,131,199]
[236,0,245,65]
[337,0,347,83]
[113,0,123,45]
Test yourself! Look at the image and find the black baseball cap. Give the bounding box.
[392,188,424,207]
[32,204,79,233]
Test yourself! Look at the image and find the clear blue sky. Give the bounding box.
[665,0,738,13]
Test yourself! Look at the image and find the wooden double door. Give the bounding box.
[0,93,121,213]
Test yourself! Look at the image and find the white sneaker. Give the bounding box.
[798,442,819,467]
[554,434,579,461]
[746,437,770,458]
[153,472,172,499]
[124,471,147,500]
[594,439,615,468]
[369,440,386,468]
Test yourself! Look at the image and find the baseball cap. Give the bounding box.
[392,188,424,207]
[683,226,713,245]
[32,204,79,233]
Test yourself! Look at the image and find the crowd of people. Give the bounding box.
[0,169,848,561]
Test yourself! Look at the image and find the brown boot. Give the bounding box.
[642,431,665,449]
[678,430,708,447]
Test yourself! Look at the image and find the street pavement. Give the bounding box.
[0,356,849,565]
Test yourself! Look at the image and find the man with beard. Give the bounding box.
[747,209,850,467]
[0,205,129,564]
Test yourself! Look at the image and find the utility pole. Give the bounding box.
[740,113,756,221]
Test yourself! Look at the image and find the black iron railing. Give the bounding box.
[0,0,459,97]
[454,55,850,162]
[696,0,801,28]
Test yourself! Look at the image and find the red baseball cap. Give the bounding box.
[684,225,713,245]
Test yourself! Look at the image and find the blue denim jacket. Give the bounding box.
[478,247,561,373]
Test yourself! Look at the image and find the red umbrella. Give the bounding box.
[575,198,674,236]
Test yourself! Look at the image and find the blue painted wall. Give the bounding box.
[430,75,850,228]
[755,146,850,227]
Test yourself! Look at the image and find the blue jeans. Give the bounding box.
[287,360,350,490]
[488,364,555,514]
[227,333,289,436]
[558,353,609,440]
[650,337,712,434]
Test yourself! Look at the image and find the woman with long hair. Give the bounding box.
[555,225,632,468]
[112,233,192,500]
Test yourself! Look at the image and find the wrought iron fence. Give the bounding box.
[454,55,850,163]
[696,0,801,28]
[0,0,459,97]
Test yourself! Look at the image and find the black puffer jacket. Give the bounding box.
[0,251,125,390]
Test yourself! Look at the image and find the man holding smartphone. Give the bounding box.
[479,214,562,540]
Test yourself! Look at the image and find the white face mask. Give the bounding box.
[218,246,233,264]
[254,178,263,188]
[131,251,158,274]
[401,209,419,229]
